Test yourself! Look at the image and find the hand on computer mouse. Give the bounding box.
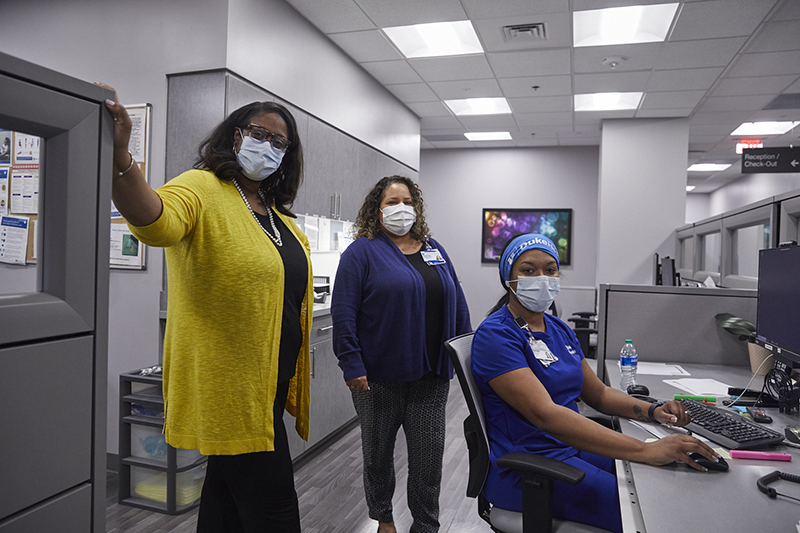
[642,434,719,471]
[686,452,729,472]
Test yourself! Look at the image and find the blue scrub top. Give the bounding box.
[471,305,586,511]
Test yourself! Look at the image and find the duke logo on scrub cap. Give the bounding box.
[500,233,560,282]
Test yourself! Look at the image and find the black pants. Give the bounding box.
[351,375,450,533]
[196,381,300,533]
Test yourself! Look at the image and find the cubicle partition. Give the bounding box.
[595,284,757,384]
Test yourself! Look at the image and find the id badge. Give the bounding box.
[528,338,558,367]
[421,249,446,266]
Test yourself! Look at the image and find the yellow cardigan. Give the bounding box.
[129,169,311,455]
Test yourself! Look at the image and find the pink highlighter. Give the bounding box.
[729,450,792,462]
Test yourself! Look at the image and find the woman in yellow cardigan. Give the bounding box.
[101,84,311,532]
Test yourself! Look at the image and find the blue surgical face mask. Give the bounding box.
[508,275,561,313]
[236,131,285,181]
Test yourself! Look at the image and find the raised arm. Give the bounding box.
[488,364,718,471]
[97,83,163,226]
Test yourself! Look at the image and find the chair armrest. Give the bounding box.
[573,311,596,318]
[497,452,585,485]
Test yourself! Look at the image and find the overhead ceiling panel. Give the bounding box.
[408,55,495,82]
[487,48,571,78]
[669,0,777,41]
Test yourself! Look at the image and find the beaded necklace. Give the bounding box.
[232,178,283,247]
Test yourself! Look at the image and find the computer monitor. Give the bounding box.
[652,253,661,285]
[661,257,676,286]
[755,245,800,366]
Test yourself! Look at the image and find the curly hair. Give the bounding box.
[194,101,304,217]
[353,175,431,241]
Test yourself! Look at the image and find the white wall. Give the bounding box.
[0,0,419,456]
[686,193,711,224]
[597,119,688,285]
[227,0,420,169]
[709,172,800,216]
[420,146,599,329]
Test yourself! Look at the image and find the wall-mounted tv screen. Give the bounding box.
[481,208,573,265]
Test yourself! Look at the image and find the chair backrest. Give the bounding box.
[444,332,491,498]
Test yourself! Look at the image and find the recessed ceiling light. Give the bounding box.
[383,20,483,59]
[574,92,643,111]
[687,163,731,172]
[573,3,679,47]
[730,121,800,136]
[686,186,696,192]
[445,97,512,116]
[464,132,512,141]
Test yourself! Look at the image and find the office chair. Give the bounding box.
[567,313,598,359]
[445,333,608,533]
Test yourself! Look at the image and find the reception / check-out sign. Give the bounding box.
[741,147,800,174]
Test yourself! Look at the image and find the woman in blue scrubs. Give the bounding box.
[471,234,718,532]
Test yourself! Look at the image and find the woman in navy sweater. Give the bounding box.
[332,176,471,533]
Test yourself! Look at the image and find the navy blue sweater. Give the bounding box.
[331,232,472,382]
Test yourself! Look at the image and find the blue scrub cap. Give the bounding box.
[499,233,560,282]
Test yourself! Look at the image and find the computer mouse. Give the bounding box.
[686,452,729,472]
[627,384,650,396]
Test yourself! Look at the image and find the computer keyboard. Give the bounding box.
[681,399,784,450]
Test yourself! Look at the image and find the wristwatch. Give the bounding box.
[648,401,665,423]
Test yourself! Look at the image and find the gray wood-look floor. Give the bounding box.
[106,385,488,533]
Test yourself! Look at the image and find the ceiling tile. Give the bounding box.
[385,82,439,102]
[286,0,375,33]
[772,0,800,21]
[428,78,503,100]
[461,0,569,20]
[640,90,707,110]
[573,71,651,93]
[728,51,800,77]
[747,20,800,53]
[487,49,572,78]
[514,112,573,127]
[712,75,797,96]
[508,95,572,113]
[573,43,661,74]
[690,111,753,125]
[361,60,423,85]
[515,128,559,138]
[409,55,495,82]
[645,68,724,91]
[696,94,777,113]
[498,75,571,97]
[457,114,518,130]
[420,116,464,129]
[656,37,748,70]
[472,12,572,53]
[405,102,453,118]
[670,0,776,41]
[328,30,402,62]
[636,108,694,118]
[353,0,467,26]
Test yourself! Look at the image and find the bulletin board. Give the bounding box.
[110,103,152,269]
[0,130,39,265]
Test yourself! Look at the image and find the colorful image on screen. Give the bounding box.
[481,208,572,265]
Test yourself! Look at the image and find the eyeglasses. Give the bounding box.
[242,124,291,153]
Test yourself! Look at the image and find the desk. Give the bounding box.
[606,362,800,533]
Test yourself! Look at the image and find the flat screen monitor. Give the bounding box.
[756,246,800,365]
[661,257,675,286]
[481,208,572,265]
[652,253,661,285]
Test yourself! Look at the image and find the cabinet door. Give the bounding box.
[307,339,356,448]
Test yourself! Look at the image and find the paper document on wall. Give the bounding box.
[634,362,690,376]
[0,214,29,265]
[663,378,730,396]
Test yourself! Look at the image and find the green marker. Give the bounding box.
[674,394,716,401]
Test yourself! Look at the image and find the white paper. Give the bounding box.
[304,216,319,251]
[703,275,716,288]
[663,378,731,396]
[317,217,331,252]
[13,133,40,164]
[9,166,38,214]
[0,215,30,265]
[110,224,144,267]
[635,362,690,376]
[0,167,8,215]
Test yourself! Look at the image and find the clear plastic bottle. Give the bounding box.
[619,339,638,392]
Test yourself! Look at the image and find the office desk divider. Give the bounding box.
[595,284,757,384]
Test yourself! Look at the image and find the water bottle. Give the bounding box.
[619,339,638,392]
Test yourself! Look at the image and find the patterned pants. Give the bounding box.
[351,375,450,533]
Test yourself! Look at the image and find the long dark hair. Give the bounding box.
[353,175,431,241]
[194,101,304,217]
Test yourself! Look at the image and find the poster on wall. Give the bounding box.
[0,214,30,265]
[481,208,573,265]
[0,130,11,164]
[9,165,39,214]
[0,167,8,215]
[110,103,151,269]
[12,133,40,165]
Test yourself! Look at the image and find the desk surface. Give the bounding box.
[606,362,800,533]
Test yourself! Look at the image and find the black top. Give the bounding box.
[254,209,307,384]
[406,247,445,374]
